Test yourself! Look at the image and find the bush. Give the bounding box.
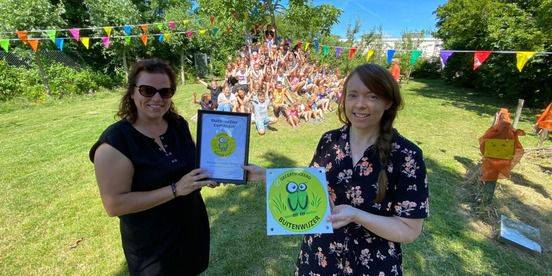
[411,57,442,79]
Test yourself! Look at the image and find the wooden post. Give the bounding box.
[35,51,51,95]
[513,99,524,129]
[538,129,549,148]
[123,46,129,82]
[180,50,185,84]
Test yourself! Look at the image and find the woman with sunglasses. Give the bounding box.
[90,59,217,275]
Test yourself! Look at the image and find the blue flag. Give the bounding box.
[387,49,396,63]
[55,38,64,51]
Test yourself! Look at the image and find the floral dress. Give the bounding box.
[295,125,429,276]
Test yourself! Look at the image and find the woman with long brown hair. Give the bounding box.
[246,63,429,275]
[90,59,217,275]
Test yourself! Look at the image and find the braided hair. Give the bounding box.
[337,63,403,202]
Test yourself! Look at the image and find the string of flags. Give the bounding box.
[439,50,552,72]
[0,19,221,53]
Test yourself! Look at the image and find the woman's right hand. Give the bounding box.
[175,168,217,196]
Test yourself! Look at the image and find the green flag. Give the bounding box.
[46,30,56,43]
[410,50,422,65]
[322,45,330,56]
[125,36,131,45]
[0,39,9,52]
[156,23,164,31]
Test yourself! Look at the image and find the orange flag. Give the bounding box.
[27,39,39,52]
[16,31,28,43]
[140,34,148,46]
[140,24,148,33]
[536,102,552,131]
[479,108,524,181]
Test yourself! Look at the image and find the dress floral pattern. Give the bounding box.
[296,126,429,276]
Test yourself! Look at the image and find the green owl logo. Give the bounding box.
[211,132,236,157]
[286,182,309,214]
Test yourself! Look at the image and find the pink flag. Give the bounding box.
[186,31,193,38]
[168,21,176,30]
[473,51,492,70]
[102,36,110,48]
[69,28,80,41]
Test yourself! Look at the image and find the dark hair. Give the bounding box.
[337,63,403,202]
[117,58,179,123]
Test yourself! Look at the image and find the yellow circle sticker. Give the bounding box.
[211,132,236,157]
[268,169,327,232]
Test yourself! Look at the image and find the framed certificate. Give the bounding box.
[196,110,251,184]
[266,167,333,236]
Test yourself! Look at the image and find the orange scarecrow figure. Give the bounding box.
[536,102,552,131]
[479,108,525,181]
[390,59,400,82]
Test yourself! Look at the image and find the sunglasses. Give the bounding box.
[135,85,175,99]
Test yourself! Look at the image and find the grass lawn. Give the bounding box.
[0,79,550,275]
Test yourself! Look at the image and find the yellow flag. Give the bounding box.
[164,32,172,41]
[516,51,536,72]
[182,20,190,25]
[304,42,310,51]
[103,27,113,36]
[365,49,375,62]
[81,37,90,49]
[199,29,207,36]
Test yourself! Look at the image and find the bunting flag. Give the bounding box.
[69,28,80,41]
[46,30,56,43]
[335,47,342,58]
[410,50,422,65]
[155,23,164,31]
[0,39,9,52]
[182,19,190,25]
[123,25,133,35]
[186,31,193,38]
[140,34,148,45]
[304,42,310,51]
[80,37,90,49]
[27,39,39,52]
[139,24,148,33]
[212,27,219,35]
[440,50,454,68]
[124,36,131,45]
[16,31,28,43]
[322,45,330,56]
[516,51,536,72]
[387,49,396,63]
[199,29,207,36]
[102,36,110,48]
[168,21,176,30]
[55,38,64,51]
[164,33,172,41]
[313,38,319,51]
[365,49,375,62]
[348,48,357,59]
[158,34,164,43]
[210,16,215,26]
[103,26,113,36]
[474,50,492,70]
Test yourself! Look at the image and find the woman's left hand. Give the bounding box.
[242,164,266,183]
[327,204,360,229]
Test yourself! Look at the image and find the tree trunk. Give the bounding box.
[35,51,51,95]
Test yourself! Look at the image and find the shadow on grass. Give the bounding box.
[114,262,129,276]
[260,151,298,168]
[510,172,551,199]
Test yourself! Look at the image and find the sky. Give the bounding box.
[300,0,448,38]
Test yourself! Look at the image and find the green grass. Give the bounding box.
[1,80,550,275]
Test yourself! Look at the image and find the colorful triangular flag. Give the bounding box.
[16,31,28,43]
[46,30,56,43]
[102,36,110,48]
[387,49,396,63]
[212,27,219,35]
[140,24,148,33]
[365,49,375,62]
[313,38,319,51]
[348,48,357,59]
[199,29,207,36]
[0,39,9,52]
[304,42,310,51]
[156,23,164,31]
[103,26,113,36]
[81,37,90,49]
[124,25,133,35]
[210,15,215,26]
[158,34,164,43]
[140,34,148,46]
[335,47,342,58]
[186,31,193,38]
[168,21,176,30]
[125,36,131,45]
[27,39,39,52]
[322,45,329,56]
[182,19,190,25]
[55,38,64,51]
[69,28,80,41]
[164,33,172,41]
[516,51,536,72]
[440,50,454,68]
[473,50,492,70]
[410,50,422,65]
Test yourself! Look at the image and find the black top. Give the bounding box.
[207,85,222,103]
[296,126,429,275]
[89,117,209,275]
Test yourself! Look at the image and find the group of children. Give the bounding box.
[193,39,346,135]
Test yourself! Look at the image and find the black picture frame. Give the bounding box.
[196,110,251,184]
